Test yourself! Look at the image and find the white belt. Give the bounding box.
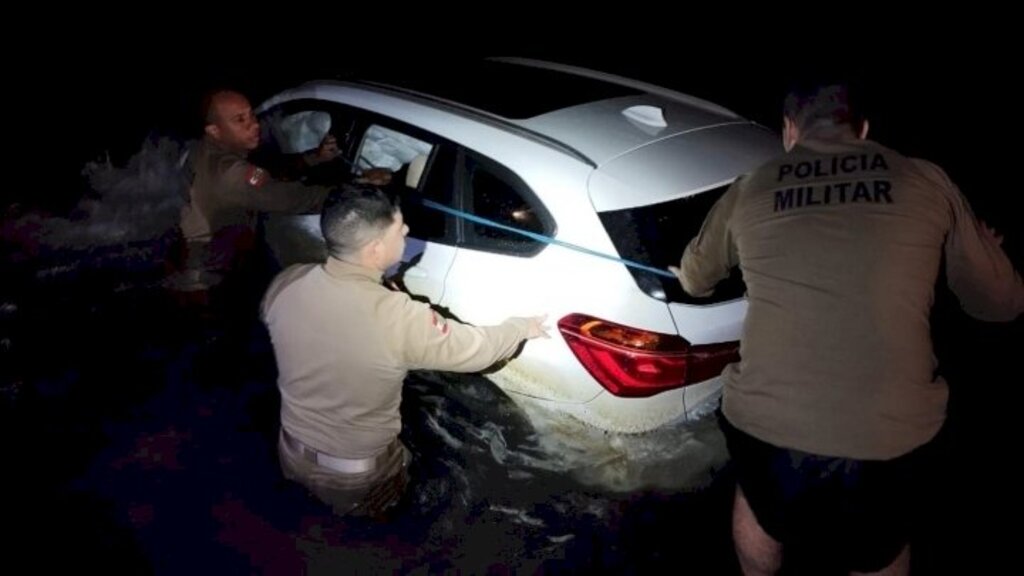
[282,428,380,474]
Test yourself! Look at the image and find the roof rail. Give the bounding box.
[488,57,741,120]
[272,78,597,168]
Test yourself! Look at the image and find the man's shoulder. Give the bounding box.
[745,150,794,183]
[198,139,249,171]
[264,263,320,309]
[199,143,275,192]
[375,284,421,314]
[366,286,445,333]
[905,156,953,184]
[882,147,958,199]
[375,289,462,346]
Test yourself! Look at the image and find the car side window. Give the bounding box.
[356,125,431,172]
[463,152,553,257]
[256,100,361,183]
[407,144,456,242]
[357,123,456,244]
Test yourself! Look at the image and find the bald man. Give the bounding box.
[174,90,332,294]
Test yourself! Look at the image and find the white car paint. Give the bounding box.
[258,60,782,433]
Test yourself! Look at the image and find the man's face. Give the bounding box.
[378,209,409,269]
[207,92,260,152]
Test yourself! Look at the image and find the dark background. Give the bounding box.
[5,24,1021,572]
[14,34,1021,255]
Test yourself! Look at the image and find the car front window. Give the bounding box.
[357,125,432,172]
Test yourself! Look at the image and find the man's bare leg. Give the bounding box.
[851,544,909,576]
[733,486,782,576]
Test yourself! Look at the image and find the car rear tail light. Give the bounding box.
[557,313,739,398]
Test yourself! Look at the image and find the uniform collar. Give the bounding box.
[796,134,874,155]
[202,137,248,160]
[323,256,384,282]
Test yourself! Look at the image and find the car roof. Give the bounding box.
[590,123,782,211]
[492,59,749,165]
[280,58,755,167]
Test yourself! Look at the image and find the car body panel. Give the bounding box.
[257,61,781,432]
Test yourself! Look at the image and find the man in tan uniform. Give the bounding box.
[672,82,1022,575]
[261,183,548,517]
[172,90,333,297]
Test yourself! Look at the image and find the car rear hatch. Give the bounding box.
[554,124,780,399]
[591,121,780,339]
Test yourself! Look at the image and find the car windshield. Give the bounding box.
[598,185,745,304]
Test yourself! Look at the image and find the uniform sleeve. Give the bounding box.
[937,170,1024,321]
[390,295,530,372]
[218,156,329,215]
[677,180,741,297]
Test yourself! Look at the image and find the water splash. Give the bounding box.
[410,371,727,494]
[3,137,188,271]
[54,137,188,247]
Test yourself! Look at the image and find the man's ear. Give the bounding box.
[204,123,220,140]
[858,119,870,140]
[783,116,800,152]
[367,237,385,266]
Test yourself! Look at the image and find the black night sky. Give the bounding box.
[4,23,1021,573]
[17,35,1022,253]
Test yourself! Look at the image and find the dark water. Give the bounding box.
[0,256,738,574]
[2,140,1019,574]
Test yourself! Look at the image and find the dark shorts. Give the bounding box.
[720,413,938,572]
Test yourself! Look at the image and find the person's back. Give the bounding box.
[262,258,428,459]
[679,89,1022,461]
[261,183,546,517]
[718,134,1014,459]
[674,81,1022,575]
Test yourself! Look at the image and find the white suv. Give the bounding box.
[258,58,781,433]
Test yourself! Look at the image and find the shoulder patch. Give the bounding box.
[430,310,450,335]
[245,165,268,187]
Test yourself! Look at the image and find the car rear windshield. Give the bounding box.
[598,185,745,304]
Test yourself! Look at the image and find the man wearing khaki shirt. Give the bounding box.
[672,82,1022,575]
[261,183,548,517]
